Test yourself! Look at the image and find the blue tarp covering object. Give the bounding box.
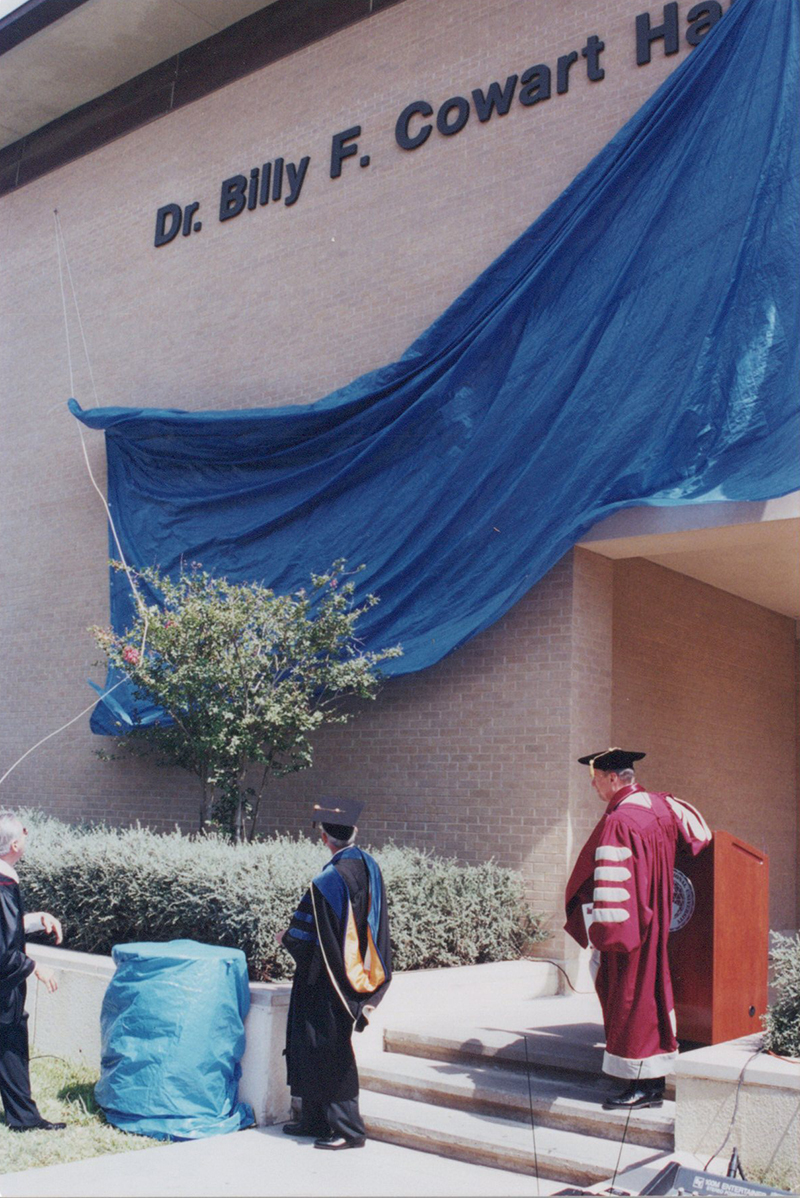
[95,940,254,1140]
[72,0,799,735]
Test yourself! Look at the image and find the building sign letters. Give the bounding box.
[154,2,725,248]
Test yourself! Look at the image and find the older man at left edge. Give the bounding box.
[0,810,66,1132]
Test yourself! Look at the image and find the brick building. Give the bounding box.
[0,0,797,968]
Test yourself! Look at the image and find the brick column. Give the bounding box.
[526,547,613,964]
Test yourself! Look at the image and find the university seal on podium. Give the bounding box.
[670,868,696,932]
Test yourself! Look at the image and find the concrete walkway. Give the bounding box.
[0,961,713,1196]
[0,1124,565,1197]
[0,1126,717,1198]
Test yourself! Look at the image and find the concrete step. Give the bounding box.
[361,1089,664,1188]
[382,1024,676,1097]
[384,1023,604,1076]
[359,1051,674,1151]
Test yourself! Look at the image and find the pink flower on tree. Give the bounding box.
[122,646,140,666]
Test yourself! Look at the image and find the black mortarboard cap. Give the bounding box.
[577,748,646,775]
[311,797,364,828]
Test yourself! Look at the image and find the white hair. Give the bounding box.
[323,826,357,849]
[0,811,24,856]
[616,768,636,783]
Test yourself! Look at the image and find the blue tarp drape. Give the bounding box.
[72,0,799,735]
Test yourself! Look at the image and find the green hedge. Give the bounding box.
[763,933,800,1059]
[19,814,548,980]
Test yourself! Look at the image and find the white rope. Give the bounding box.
[54,210,100,408]
[73,410,146,616]
[53,210,75,399]
[53,209,146,616]
[0,211,151,791]
[0,684,126,789]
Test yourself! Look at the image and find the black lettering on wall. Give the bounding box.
[636,2,680,65]
[395,101,433,150]
[556,51,579,94]
[247,168,259,210]
[330,127,360,178]
[285,157,310,206]
[219,175,247,221]
[581,35,605,81]
[472,75,518,122]
[151,2,740,250]
[154,203,182,247]
[436,96,470,137]
[519,64,551,106]
[182,202,200,236]
[686,2,723,46]
[259,163,272,206]
[272,157,284,201]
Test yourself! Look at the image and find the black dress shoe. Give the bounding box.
[313,1135,366,1150]
[282,1120,331,1137]
[603,1079,665,1110]
[9,1119,67,1132]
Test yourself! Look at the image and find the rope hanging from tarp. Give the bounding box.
[0,213,150,787]
[71,0,799,735]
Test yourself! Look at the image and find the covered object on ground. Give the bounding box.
[95,939,254,1140]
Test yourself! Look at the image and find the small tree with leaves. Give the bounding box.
[92,560,401,843]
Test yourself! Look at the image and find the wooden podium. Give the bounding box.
[668,829,769,1045]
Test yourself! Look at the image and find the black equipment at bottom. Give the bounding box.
[639,1160,792,1195]
[552,1158,793,1197]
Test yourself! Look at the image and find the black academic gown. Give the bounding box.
[0,870,41,1128]
[0,875,35,1025]
[283,846,392,1104]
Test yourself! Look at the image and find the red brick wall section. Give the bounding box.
[611,557,799,931]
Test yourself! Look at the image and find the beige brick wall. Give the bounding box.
[566,550,615,949]
[2,0,795,939]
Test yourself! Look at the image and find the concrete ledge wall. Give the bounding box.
[675,1035,800,1191]
[25,943,293,1127]
[24,945,561,1124]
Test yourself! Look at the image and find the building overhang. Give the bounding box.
[0,0,276,149]
[579,492,800,620]
[0,0,404,193]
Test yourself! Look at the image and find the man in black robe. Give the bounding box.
[277,798,392,1150]
[0,811,66,1131]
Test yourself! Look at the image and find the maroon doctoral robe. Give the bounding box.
[565,784,711,1078]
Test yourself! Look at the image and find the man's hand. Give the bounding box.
[25,911,64,943]
[275,929,286,946]
[34,966,58,994]
[41,913,63,944]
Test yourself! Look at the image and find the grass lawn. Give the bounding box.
[0,1052,165,1174]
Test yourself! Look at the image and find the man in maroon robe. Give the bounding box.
[565,749,711,1109]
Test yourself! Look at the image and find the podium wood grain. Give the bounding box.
[669,830,768,1045]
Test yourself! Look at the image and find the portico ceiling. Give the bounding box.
[579,493,800,620]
